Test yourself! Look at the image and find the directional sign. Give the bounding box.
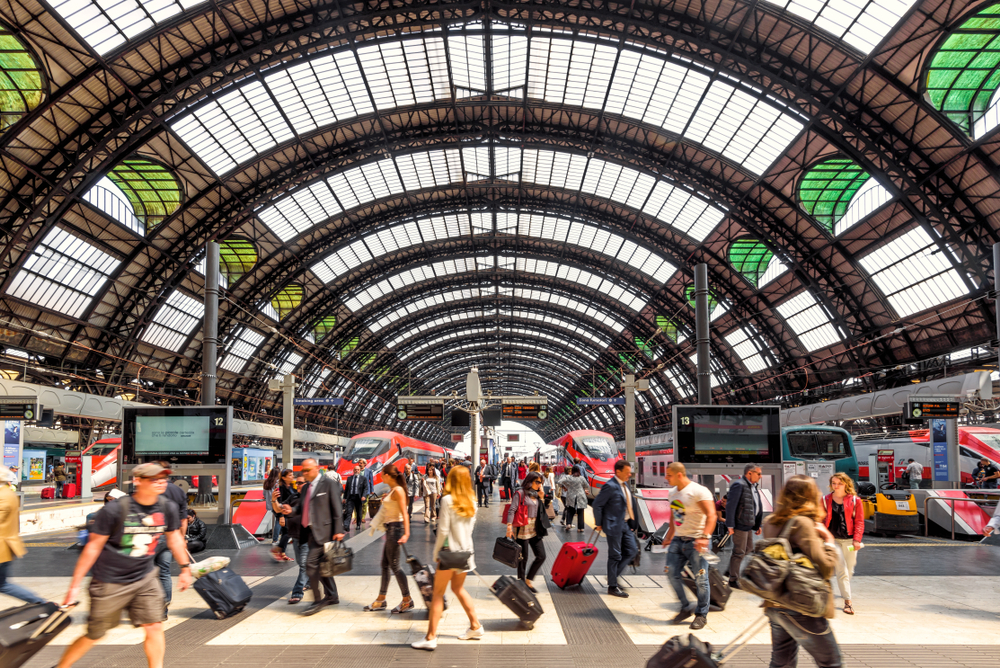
[576,397,626,406]
[905,397,960,420]
[0,396,39,421]
[293,397,345,406]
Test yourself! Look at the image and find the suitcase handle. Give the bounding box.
[715,614,769,665]
[29,602,77,640]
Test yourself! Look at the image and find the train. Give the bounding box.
[335,430,461,495]
[547,430,623,499]
[852,425,1000,487]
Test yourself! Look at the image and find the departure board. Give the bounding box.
[396,399,444,421]
[906,397,960,420]
[501,404,548,420]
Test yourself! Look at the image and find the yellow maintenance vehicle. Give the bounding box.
[857,481,919,535]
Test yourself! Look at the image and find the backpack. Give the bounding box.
[739,516,829,617]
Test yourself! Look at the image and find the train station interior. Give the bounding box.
[0,0,999,665]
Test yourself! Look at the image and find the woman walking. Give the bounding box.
[411,466,483,650]
[404,461,421,520]
[505,472,547,592]
[364,463,414,613]
[423,466,441,524]
[263,468,283,546]
[763,475,842,668]
[543,466,559,514]
[824,473,863,615]
[269,469,309,603]
[560,466,588,531]
[268,469,297,562]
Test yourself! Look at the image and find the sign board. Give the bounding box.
[451,434,463,443]
[508,434,519,442]
[931,418,949,481]
[293,397,344,406]
[397,397,445,421]
[0,397,39,421]
[501,403,548,420]
[905,397,960,420]
[576,397,626,406]
[500,397,547,404]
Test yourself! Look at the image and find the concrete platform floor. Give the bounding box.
[11,493,1000,667]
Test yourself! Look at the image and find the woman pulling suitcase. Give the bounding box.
[505,472,547,592]
[411,466,482,650]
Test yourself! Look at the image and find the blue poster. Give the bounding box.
[3,421,19,469]
[931,418,949,482]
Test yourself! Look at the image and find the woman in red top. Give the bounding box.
[823,473,864,615]
[517,462,527,482]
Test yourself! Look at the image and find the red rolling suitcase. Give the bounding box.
[61,483,77,499]
[40,488,55,499]
[550,529,599,589]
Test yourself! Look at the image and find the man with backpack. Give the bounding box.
[56,462,191,668]
[725,463,763,588]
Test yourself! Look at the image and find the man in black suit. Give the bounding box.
[281,458,345,616]
[593,460,639,599]
[343,464,369,530]
[474,458,495,507]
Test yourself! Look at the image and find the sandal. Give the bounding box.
[364,601,388,612]
[843,602,855,615]
[391,599,415,614]
[288,597,302,605]
[270,547,288,562]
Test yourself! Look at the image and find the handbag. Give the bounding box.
[535,512,549,537]
[739,516,829,617]
[545,502,557,520]
[437,542,472,571]
[320,540,354,577]
[492,536,522,568]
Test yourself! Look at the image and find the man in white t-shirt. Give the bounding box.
[905,459,923,490]
[661,462,716,630]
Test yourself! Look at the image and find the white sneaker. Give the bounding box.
[459,625,485,640]
[411,637,437,650]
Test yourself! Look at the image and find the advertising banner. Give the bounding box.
[931,418,949,482]
[2,421,19,470]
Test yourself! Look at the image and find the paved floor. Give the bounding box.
[12,494,1000,667]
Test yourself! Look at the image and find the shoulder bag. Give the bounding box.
[739,516,829,617]
[438,542,472,571]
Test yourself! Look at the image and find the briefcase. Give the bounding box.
[320,540,354,577]
[492,536,522,569]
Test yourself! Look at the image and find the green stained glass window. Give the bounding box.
[729,238,774,287]
[358,353,377,370]
[341,337,359,358]
[684,285,719,311]
[926,3,1000,135]
[219,239,257,284]
[105,159,182,231]
[0,24,43,132]
[655,316,679,342]
[313,316,336,342]
[798,158,870,231]
[270,284,303,320]
[636,337,655,359]
[618,353,636,371]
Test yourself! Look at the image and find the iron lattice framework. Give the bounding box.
[0,0,996,444]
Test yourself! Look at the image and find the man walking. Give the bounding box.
[502,457,516,500]
[973,458,1000,489]
[725,463,763,588]
[905,458,923,490]
[662,462,716,631]
[593,459,639,599]
[475,457,495,507]
[152,461,187,617]
[280,458,345,616]
[56,463,191,668]
[343,464,369,530]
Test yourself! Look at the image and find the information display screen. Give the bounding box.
[123,407,231,464]
[673,405,781,464]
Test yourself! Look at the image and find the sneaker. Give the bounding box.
[411,637,437,650]
[689,615,707,630]
[458,625,485,640]
[672,608,693,624]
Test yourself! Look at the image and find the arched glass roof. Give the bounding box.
[798,157,893,234]
[760,0,916,54]
[728,238,787,288]
[396,326,601,363]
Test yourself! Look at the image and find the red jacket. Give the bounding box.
[823,493,864,543]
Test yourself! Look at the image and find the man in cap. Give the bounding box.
[56,463,191,668]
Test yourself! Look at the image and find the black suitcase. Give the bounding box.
[194,567,253,619]
[681,565,731,611]
[489,575,543,629]
[645,522,670,551]
[401,546,446,610]
[0,602,73,668]
[647,615,768,668]
[492,537,522,569]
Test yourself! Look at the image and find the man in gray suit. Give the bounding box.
[593,460,639,599]
[281,458,345,616]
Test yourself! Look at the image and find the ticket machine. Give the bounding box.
[868,449,895,489]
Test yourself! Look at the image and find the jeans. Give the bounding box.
[154,548,172,608]
[272,514,282,542]
[0,560,44,604]
[606,529,638,589]
[909,478,920,490]
[667,537,709,616]
[516,535,546,581]
[766,607,842,668]
[379,522,410,597]
[291,539,309,599]
[729,529,755,583]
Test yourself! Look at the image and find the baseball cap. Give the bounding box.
[133,462,171,478]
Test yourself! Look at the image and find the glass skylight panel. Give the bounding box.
[640,179,726,242]
[689,353,729,388]
[450,32,488,95]
[647,377,670,406]
[858,227,967,318]
[759,255,788,287]
[723,325,769,374]
[219,327,266,374]
[48,0,205,55]
[304,367,332,398]
[834,176,894,235]
[761,0,917,54]
[776,290,841,352]
[82,177,143,236]
[140,290,205,352]
[8,226,119,319]
[265,52,372,135]
[171,82,294,175]
[273,352,304,379]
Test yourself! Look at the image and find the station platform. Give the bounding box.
[10,491,1000,668]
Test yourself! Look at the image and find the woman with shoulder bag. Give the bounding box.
[560,466,588,531]
[824,473,863,615]
[363,463,414,613]
[423,466,441,524]
[412,466,483,650]
[267,469,297,562]
[761,474,842,668]
[506,472,547,592]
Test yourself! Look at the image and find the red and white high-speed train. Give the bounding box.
[853,426,1000,486]
[82,437,122,488]
[548,430,623,499]
[336,431,460,494]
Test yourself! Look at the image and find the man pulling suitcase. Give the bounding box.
[55,462,192,668]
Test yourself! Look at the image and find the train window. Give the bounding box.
[960,447,980,461]
[578,437,616,459]
[416,454,430,466]
[787,432,849,460]
[346,437,386,460]
[660,462,665,476]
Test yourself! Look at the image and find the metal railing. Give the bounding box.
[923,492,1000,540]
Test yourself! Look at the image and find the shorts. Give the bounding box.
[87,568,165,639]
